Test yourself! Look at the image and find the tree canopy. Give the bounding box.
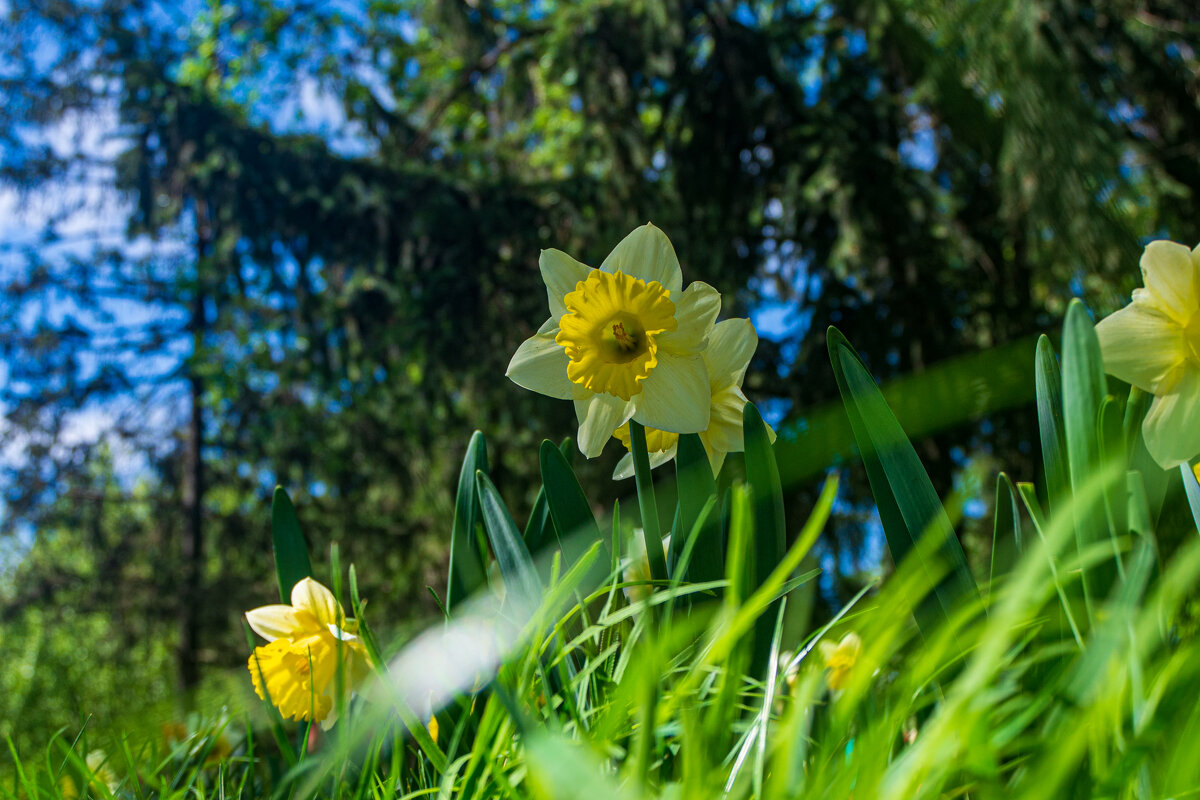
[2,0,1198,749]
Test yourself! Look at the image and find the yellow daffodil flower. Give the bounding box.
[506,224,721,457]
[1096,240,1200,468]
[246,577,371,728]
[622,531,670,603]
[818,632,861,691]
[611,318,773,479]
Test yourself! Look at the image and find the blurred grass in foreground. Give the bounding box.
[5,311,1200,799]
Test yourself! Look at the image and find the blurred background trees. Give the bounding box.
[2,0,1197,751]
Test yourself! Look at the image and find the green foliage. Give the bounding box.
[270,487,313,603]
[4,0,1200,779]
[827,326,977,634]
[447,432,490,613]
[7,380,1200,798]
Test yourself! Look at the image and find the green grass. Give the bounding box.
[6,319,1200,799]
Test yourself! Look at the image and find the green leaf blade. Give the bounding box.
[448,431,489,612]
[271,486,313,603]
[826,327,977,634]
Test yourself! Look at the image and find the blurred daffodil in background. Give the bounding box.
[819,632,861,691]
[612,318,771,479]
[506,223,720,457]
[623,531,670,603]
[1097,240,1200,468]
[246,577,371,728]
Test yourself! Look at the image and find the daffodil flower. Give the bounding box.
[246,577,371,728]
[611,318,772,479]
[622,530,670,603]
[818,632,861,691]
[1096,240,1200,468]
[506,224,721,457]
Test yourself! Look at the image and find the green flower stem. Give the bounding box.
[629,420,668,584]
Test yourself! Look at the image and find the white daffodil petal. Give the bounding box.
[704,385,749,453]
[575,393,635,458]
[633,353,710,433]
[1095,303,1188,393]
[703,318,758,388]
[658,282,720,355]
[600,223,683,295]
[506,325,574,400]
[1140,240,1198,324]
[291,577,341,627]
[611,445,676,481]
[613,452,636,481]
[245,605,302,642]
[708,451,727,478]
[540,249,592,319]
[1141,369,1200,469]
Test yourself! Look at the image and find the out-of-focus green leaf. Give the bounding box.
[743,402,786,675]
[1180,464,1200,536]
[1098,395,1127,582]
[1061,300,1107,617]
[540,440,605,589]
[629,420,668,584]
[827,327,976,635]
[271,486,312,603]
[476,471,542,610]
[447,431,489,612]
[675,433,721,587]
[1127,471,1153,538]
[990,472,1021,589]
[1035,335,1070,518]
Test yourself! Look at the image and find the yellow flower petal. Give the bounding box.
[574,392,635,458]
[249,637,335,723]
[613,421,679,453]
[1142,369,1200,469]
[506,322,575,400]
[632,352,710,433]
[245,604,304,642]
[291,577,342,628]
[1140,240,1199,325]
[600,223,683,295]
[556,269,677,400]
[539,249,592,319]
[1095,302,1189,393]
[657,282,720,355]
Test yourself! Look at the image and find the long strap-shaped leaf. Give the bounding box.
[540,440,606,590]
[675,433,722,586]
[1060,300,1107,619]
[827,327,977,633]
[447,431,489,612]
[990,472,1022,590]
[271,486,313,602]
[476,471,542,612]
[1034,335,1070,518]
[743,402,786,676]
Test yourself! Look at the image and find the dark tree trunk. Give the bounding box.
[179,198,208,693]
